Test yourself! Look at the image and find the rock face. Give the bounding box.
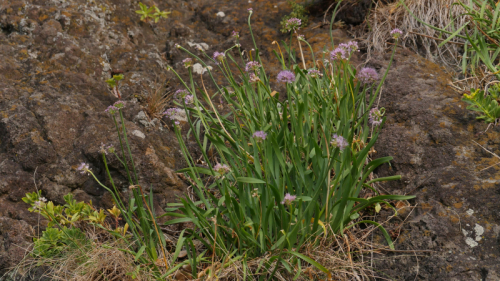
[1,0,499,279]
[370,50,500,280]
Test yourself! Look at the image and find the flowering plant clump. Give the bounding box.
[277,70,296,83]
[357,67,379,84]
[162,11,412,280]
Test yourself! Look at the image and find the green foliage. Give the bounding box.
[280,0,309,33]
[462,86,500,123]
[168,10,413,279]
[32,226,88,258]
[135,2,171,23]
[105,74,123,88]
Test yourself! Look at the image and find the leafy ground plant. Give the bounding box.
[164,10,413,280]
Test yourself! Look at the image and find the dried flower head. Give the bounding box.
[214,163,231,175]
[105,105,118,114]
[213,51,225,65]
[281,193,296,205]
[369,108,384,126]
[99,143,108,155]
[357,67,379,84]
[249,73,260,83]
[245,61,261,72]
[182,58,193,68]
[253,131,267,142]
[277,70,296,83]
[331,134,348,151]
[390,28,403,39]
[77,162,91,175]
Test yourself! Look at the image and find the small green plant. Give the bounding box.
[280,0,309,33]
[32,226,88,258]
[135,2,171,23]
[462,85,500,123]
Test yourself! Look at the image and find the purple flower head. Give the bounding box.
[174,121,181,128]
[213,51,225,65]
[284,17,301,32]
[231,31,239,38]
[308,69,322,78]
[214,163,231,175]
[245,61,261,72]
[77,162,91,175]
[163,108,184,120]
[99,142,109,155]
[357,67,379,84]
[338,41,359,53]
[247,8,253,12]
[184,95,194,104]
[330,47,348,61]
[390,28,403,39]
[175,89,189,100]
[277,70,296,83]
[253,131,267,142]
[249,73,260,83]
[105,105,118,114]
[369,108,384,126]
[114,100,125,109]
[297,34,305,40]
[281,193,296,205]
[182,58,193,68]
[331,134,348,151]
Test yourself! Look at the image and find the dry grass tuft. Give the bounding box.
[359,0,470,67]
[143,76,172,121]
[11,240,154,281]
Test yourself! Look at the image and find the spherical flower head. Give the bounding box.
[331,134,348,151]
[357,67,379,84]
[99,142,108,155]
[308,69,322,78]
[245,61,261,73]
[390,28,403,39]
[182,58,193,68]
[77,162,91,175]
[174,89,189,99]
[214,163,231,175]
[330,47,348,61]
[163,108,183,120]
[281,193,296,205]
[297,34,305,40]
[253,131,267,142]
[105,105,118,114]
[249,73,260,83]
[247,8,253,13]
[277,70,296,83]
[338,41,359,53]
[184,95,194,104]
[213,51,225,65]
[284,17,301,32]
[114,100,125,109]
[369,108,384,126]
[231,31,239,39]
[175,43,181,49]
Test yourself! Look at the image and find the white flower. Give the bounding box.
[216,11,225,17]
